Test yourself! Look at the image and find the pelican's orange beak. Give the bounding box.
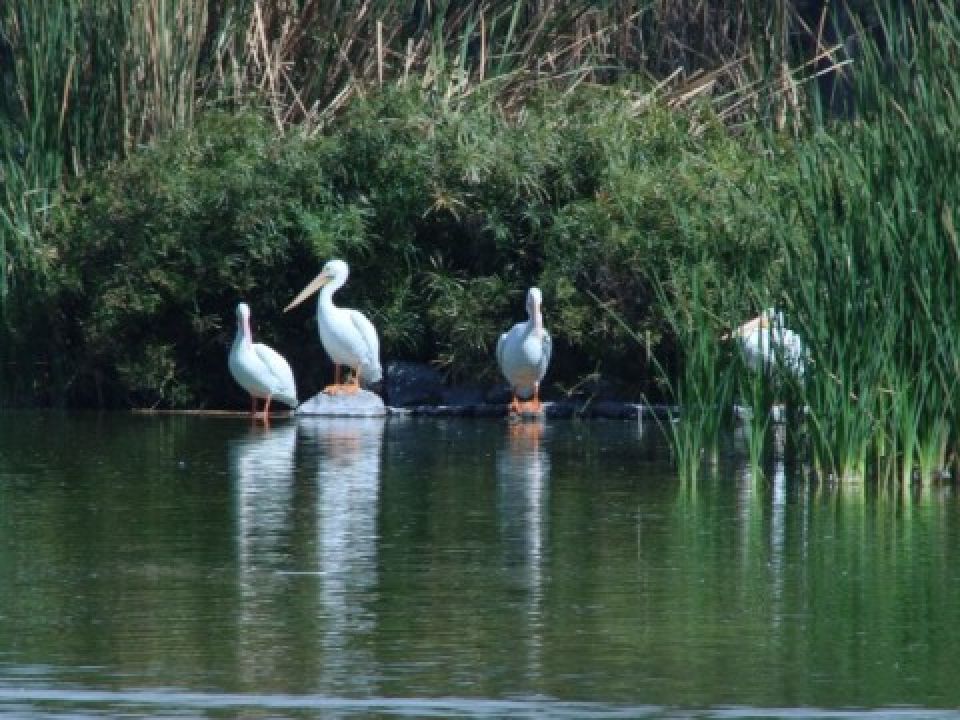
[284,271,331,313]
[722,313,767,341]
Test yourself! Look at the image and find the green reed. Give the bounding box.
[731,332,780,478]
[782,0,960,482]
[653,270,736,480]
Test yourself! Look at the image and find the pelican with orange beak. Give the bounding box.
[284,259,382,395]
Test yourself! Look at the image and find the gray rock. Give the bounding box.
[384,362,445,407]
[544,401,577,418]
[484,384,515,404]
[296,388,387,417]
[441,384,487,406]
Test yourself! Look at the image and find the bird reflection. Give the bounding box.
[496,418,550,681]
[228,422,298,683]
[301,416,385,690]
[231,423,298,572]
[734,453,788,633]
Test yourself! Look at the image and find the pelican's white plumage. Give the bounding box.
[731,307,806,377]
[285,259,382,392]
[229,302,298,415]
[497,287,552,412]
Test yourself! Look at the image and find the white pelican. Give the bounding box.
[228,302,298,418]
[728,307,806,377]
[497,287,552,414]
[284,259,382,394]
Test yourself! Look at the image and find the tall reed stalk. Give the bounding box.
[654,270,736,480]
[782,0,960,482]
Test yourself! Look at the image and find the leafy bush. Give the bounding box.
[27,82,798,408]
[45,112,368,407]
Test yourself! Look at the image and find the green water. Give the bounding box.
[1,412,959,718]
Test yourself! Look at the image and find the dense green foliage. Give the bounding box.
[43,114,356,407]
[0,0,822,309]
[18,86,792,407]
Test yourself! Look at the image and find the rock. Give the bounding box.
[484,384,515,405]
[296,388,387,417]
[473,403,508,418]
[441,384,487,406]
[544,401,577,418]
[590,401,640,419]
[384,361,445,407]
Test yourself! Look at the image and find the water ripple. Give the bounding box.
[1,687,959,720]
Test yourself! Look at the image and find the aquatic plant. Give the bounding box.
[650,269,737,479]
[781,0,960,482]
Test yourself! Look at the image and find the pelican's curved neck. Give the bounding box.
[236,316,253,347]
[527,305,543,336]
[319,275,345,311]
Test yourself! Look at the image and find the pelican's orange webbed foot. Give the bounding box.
[340,371,361,395]
[517,399,543,415]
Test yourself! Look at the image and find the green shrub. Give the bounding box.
[45,112,368,407]
[28,82,798,408]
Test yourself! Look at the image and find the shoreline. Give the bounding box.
[132,402,676,421]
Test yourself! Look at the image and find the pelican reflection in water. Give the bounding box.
[496,418,550,680]
[229,422,298,683]
[302,416,385,689]
[231,423,298,569]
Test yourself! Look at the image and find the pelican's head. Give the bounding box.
[236,302,252,325]
[234,302,254,341]
[284,259,350,312]
[725,307,777,340]
[526,287,543,316]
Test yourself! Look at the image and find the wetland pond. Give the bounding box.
[1,411,960,718]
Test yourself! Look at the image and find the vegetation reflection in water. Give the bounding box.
[1,413,960,718]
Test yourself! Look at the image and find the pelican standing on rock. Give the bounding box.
[497,287,552,414]
[284,259,382,394]
[228,302,298,418]
[728,307,806,377]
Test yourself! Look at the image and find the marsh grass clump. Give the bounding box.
[780,0,960,482]
[651,270,738,479]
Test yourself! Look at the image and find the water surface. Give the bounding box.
[0,412,959,718]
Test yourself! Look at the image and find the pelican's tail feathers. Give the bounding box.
[360,361,383,387]
[274,390,299,409]
[513,385,536,401]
